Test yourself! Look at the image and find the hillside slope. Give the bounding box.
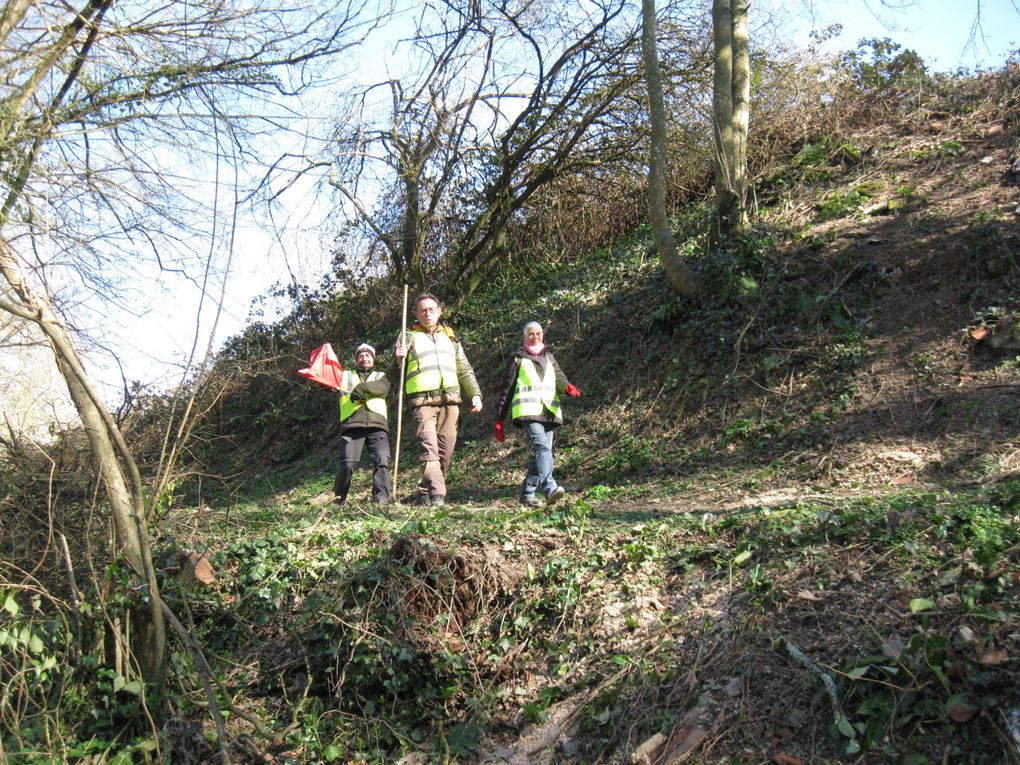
[189,73,1020,509]
[134,70,1020,765]
[9,65,1019,765]
[779,115,1020,490]
[444,90,1020,511]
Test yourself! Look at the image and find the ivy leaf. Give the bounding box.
[2,593,19,617]
[909,598,934,613]
[836,713,856,738]
[122,679,143,696]
[938,566,961,587]
[446,720,485,756]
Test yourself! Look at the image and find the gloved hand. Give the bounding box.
[493,421,506,442]
[565,384,581,398]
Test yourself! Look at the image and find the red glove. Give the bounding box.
[565,384,581,398]
[493,421,506,442]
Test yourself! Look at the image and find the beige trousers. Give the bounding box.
[412,404,460,499]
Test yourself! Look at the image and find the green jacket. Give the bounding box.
[387,323,482,407]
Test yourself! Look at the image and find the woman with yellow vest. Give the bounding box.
[334,343,392,505]
[493,321,580,507]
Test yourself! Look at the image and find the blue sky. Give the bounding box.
[780,0,1019,71]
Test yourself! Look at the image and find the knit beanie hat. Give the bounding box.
[355,343,376,359]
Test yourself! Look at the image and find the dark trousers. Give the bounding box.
[334,427,391,503]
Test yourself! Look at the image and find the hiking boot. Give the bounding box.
[430,495,446,506]
[519,495,542,507]
[332,496,346,506]
[546,486,566,506]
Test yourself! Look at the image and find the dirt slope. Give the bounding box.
[810,119,1019,487]
[461,110,1020,765]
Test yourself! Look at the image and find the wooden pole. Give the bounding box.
[392,284,409,499]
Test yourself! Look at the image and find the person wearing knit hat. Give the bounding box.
[334,342,391,505]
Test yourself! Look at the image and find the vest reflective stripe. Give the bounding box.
[405,330,458,393]
[339,370,388,421]
[511,358,561,420]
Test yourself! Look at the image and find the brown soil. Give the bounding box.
[792,118,1020,491]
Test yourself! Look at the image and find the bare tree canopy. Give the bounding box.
[319,0,651,296]
[1,0,375,312]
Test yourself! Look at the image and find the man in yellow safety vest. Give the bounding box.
[389,293,483,506]
[334,343,391,505]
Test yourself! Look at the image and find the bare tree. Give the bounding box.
[322,0,643,297]
[641,0,700,299]
[328,1,501,287]
[0,0,368,686]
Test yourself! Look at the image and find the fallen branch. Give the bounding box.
[160,601,232,764]
[160,599,272,764]
[631,732,666,764]
[783,639,842,722]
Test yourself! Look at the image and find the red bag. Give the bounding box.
[297,343,344,390]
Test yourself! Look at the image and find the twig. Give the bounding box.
[57,533,82,661]
[160,601,232,765]
[639,383,666,424]
[162,597,281,763]
[783,639,843,723]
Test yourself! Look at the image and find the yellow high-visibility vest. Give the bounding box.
[339,370,388,421]
[404,330,458,394]
[511,358,561,420]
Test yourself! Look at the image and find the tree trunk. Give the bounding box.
[0,236,166,687]
[641,0,700,300]
[731,0,751,227]
[712,0,750,240]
